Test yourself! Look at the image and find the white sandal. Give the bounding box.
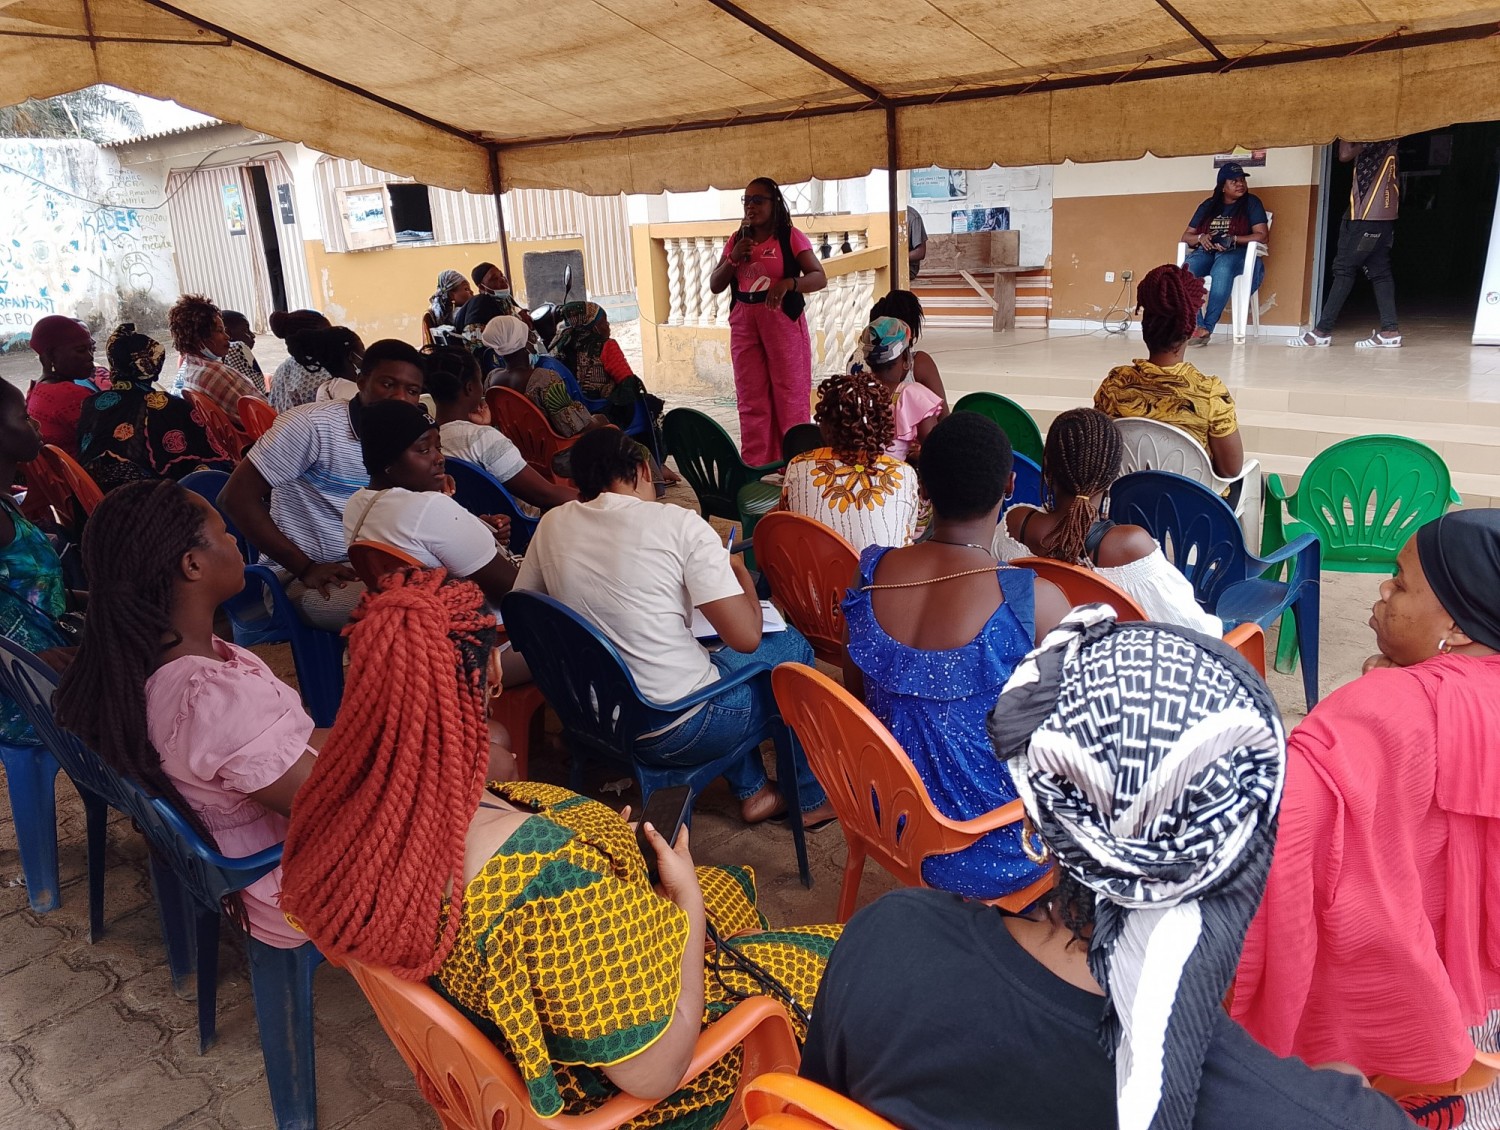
[1287,330,1331,348]
[1354,329,1403,349]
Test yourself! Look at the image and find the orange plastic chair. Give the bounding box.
[1010,556,1147,621]
[771,662,1054,922]
[20,444,104,531]
[1221,622,1267,678]
[238,396,278,441]
[1372,1051,1500,1100]
[487,386,581,484]
[752,512,858,675]
[349,538,547,777]
[743,1073,900,1130]
[182,389,249,463]
[342,957,800,1129]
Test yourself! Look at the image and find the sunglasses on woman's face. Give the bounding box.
[741,194,772,205]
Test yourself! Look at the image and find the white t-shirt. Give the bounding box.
[514,494,743,705]
[248,400,367,566]
[342,487,498,578]
[315,377,359,402]
[439,420,527,485]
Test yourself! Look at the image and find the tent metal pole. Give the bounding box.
[886,107,900,283]
[487,147,513,284]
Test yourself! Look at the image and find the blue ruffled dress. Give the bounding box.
[842,545,1051,899]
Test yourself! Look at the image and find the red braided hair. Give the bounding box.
[1136,264,1206,354]
[280,569,497,979]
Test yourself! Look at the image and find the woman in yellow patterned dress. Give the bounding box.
[280,568,837,1128]
[780,371,921,552]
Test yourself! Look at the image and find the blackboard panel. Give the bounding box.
[522,251,586,307]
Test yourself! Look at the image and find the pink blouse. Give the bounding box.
[888,381,945,461]
[145,638,314,948]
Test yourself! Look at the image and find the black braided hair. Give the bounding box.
[1136,264,1206,354]
[814,372,893,465]
[749,177,793,243]
[1040,408,1124,564]
[422,345,481,404]
[54,479,248,927]
[871,290,925,342]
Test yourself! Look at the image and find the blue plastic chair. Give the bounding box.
[0,739,62,912]
[502,591,812,887]
[556,360,660,461]
[0,640,116,937]
[1109,470,1322,709]
[445,457,540,555]
[1009,453,1043,510]
[0,638,321,1129]
[180,471,345,727]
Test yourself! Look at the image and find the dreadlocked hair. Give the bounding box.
[815,372,893,465]
[750,177,793,242]
[280,569,497,979]
[53,479,249,930]
[1136,263,1206,354]
[1040,408,1123,565]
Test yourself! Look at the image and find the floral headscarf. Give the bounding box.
[430,269,468,326]
[859,316,912,368]
[105,323,166,392]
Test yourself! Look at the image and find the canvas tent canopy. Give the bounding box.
[3,0,1500,197]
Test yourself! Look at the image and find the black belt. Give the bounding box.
[732,289,769,305]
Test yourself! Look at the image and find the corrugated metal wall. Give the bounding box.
[314,156,635,295]
[165,153,313,330]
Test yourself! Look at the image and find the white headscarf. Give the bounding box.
[481,315,530,357]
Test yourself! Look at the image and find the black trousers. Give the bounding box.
[1316,216,1398,333]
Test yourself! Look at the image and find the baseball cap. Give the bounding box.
[1217,161,1250,184]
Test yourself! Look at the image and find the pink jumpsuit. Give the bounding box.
[724,229,814,466]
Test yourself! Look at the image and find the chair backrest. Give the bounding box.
[486,386,568,483]
[21,443,104,531]
[445,456,540,555]
[1113,417,1227,491]
[501,591,670,760]
[183,389,249,463]
[179,468,251,561]
[1009,453,1043,509]
[771,662,1000,883]
[237,397,277,441]
[1108,470,1249,609]
[1010,556,1147,621]
[781,423,824,463]
[662,407,758,522]
[0,635,126,810]
[952,392,1044,463]
[745,1073,901,1130]
[348,539,426,589]
[752,512,858,667]
[1292,435,1456,569]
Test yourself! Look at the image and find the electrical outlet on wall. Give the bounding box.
[1122,270,1134,281]
[1105,271,1115,283]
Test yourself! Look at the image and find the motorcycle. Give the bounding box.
[527,264,574,351]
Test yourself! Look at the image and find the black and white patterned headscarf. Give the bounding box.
[988,605,1284,1130]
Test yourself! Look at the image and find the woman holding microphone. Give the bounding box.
[709,178,827,465]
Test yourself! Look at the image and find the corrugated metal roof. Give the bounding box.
[102,118,224,148]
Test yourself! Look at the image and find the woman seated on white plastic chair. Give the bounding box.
[1094,263,1244,479]
[992,407,1222,635]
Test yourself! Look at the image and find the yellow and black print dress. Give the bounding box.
[435,781,839,1128]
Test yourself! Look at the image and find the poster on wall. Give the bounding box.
[1213,147,1267,168]
[950,207,1011,233]
[220,183,247,236]
[911,167,967,199]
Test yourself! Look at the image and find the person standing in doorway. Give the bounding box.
[1290,139,1402,349]
[708,178,827,466]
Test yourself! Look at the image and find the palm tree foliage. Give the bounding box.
[0,87,144,141]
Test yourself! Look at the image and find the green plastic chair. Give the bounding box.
[1262,433,1460,670]
[953,392,1044,464]
[663,409,784,565]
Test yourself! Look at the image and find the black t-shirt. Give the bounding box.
[801,889,1413,1130]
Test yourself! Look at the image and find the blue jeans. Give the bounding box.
[1184,247,1264,333]
[633,626,828,812]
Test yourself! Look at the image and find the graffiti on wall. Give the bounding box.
[0,141,176,342]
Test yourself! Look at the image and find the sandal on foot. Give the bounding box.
[1287,330,1332,348]
[1354,329,1403,349]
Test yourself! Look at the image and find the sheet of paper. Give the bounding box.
[691,601,786,640]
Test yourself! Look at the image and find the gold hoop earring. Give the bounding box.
[1438,638,1453,654]
[1021,815,1052,865]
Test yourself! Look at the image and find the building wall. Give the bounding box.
[1050,148,1322,328]
[0,139,177,345]
[302,235,586,344]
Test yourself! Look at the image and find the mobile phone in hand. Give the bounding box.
[636,784,693,885]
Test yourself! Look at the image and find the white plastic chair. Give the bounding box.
[1175,212,1272,344]
[1112,417,1262,551]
